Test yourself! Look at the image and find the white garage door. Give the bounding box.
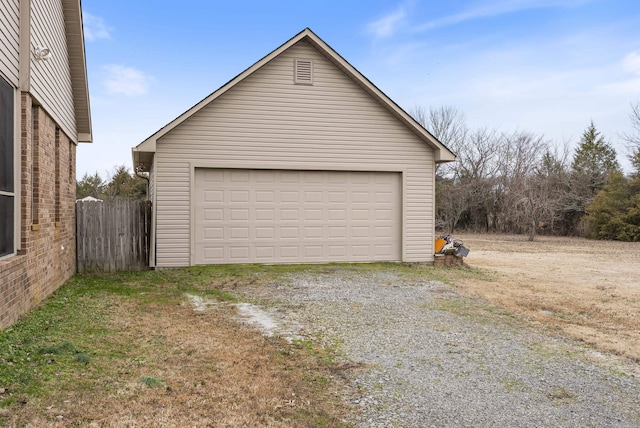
[194,169,401,264]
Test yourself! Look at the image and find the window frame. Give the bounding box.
[0,73,19,260]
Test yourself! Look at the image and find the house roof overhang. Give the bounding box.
[132,28,456,171]
[63,0,92,143]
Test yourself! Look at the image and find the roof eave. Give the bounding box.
[63,0,92,143]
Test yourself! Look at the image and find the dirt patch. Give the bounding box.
[455,233,640,361]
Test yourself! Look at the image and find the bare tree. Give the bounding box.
[454,128,504,231]
[411,105,467,177]
[622,102,640,174]
[412,105,470,232]
[510,148,569,240]
[410,104,584,238]
[436,177,468,233]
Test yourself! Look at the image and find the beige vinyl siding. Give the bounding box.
[30,0,76,141]
[0,0,20,85]
[155,40,435,267]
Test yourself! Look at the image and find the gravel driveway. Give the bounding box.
[236,268,640,427]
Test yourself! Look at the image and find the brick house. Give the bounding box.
[1,0,92,328]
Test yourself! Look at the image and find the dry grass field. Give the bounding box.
[454,233,640,362]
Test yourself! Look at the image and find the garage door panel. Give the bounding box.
[255,170,275,183]
[281,246,299,258]
[230,170,250,182]
[303,171,323,183]
[204,227,223,240]
[351,174,371,184]
[195,169,401,264]
[255,246,274,259]
[204,247,224,259]
[230,227,249,239]
[376,209,394,220]
[230,190,249,202]
[255,209,274,220]
[352,245,370,257]
[229,209,249,221]
[256,190,275,202]
[280,171,300,183]
[203,170,224,183]
[304,226,323,239]
[230,246,250,259]
[329,245,347,257]
[204,208,223,221]
[305,246,323,258]
[256,226,275,239]
[280,209,299,220]
[304,191,323,203]
[280,191,299,203]
[280,227,300,239]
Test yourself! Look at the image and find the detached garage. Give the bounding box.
[133,28,455,267]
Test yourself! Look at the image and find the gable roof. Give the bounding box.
[132,28,455,169]
[63,0,92,143]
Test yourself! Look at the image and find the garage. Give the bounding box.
[194,168,402,264]
[132,29,456,267]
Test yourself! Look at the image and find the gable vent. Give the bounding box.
[294,59,313,85]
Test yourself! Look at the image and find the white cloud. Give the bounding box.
[103,65,153,97]
[83,12,112,41]
[367,4,409,38]
[414,0,594,32]
[622,51,640,75]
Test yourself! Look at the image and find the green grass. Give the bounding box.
[138,376,164,388]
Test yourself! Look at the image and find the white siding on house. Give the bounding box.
[0,0,20,85]
[154,40,435,267]
[30,0,76,141]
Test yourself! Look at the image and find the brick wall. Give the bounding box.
[0,93,76,328]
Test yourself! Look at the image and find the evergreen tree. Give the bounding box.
[103,165,147,200]
[587,171,640,241]
[76,166,148,200]
[76,172,105,199]
[571,120,620,193]
[563,121,620,235]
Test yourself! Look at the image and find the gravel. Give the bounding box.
[237,269,640,427]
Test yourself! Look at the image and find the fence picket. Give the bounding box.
[76,200,152,273]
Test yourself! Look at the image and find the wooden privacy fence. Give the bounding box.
[76,199,152,273]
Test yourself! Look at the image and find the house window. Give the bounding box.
[0,75,15,258]
[294,59,313,85]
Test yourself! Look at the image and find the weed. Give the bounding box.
[138,376,164,388]
[74,353,91,364]
[548,387,575,401]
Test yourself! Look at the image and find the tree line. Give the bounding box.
[76,165,148,201]
[413,102,640,241]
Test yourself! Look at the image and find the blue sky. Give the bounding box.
[78,0,640,178]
